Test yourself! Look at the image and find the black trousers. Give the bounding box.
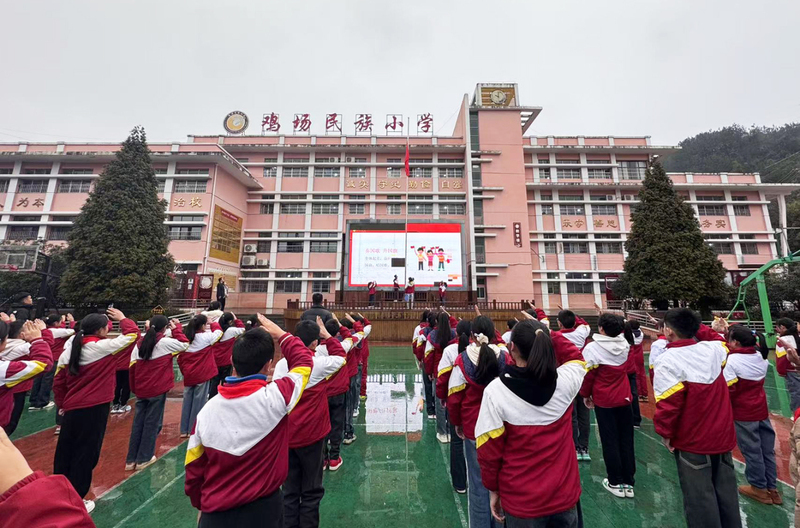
[217,296,226,311]
[284,438,326,528]
[209,366,233,398]
[421,369,435,416]
[674,450,741,528]
[54,402,110,498]
[113,370,131,406]
[594,405,636,486]
[5,391,28,436]
[628,374,641,427]
[199,488,284,528]
[325,393,346,461]
[449,420,467,490]
[571,396,590,451]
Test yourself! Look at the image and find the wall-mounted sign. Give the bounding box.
[223,111,249,134]
[513,222,523,248]
[209,206,243,264]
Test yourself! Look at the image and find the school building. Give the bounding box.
[0,83,797,311]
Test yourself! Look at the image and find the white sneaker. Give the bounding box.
[624,485,635,498]
[603,479,626,498]
[43,401,55,410]
[83,499,96,514]
[427,414,436,419]
[436,433,450,444]
[110,405,122,415]
[123,405,132,413]
[352,409,359,417]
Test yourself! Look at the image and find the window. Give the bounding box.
[475,237,486,264]
[537,157,550,164]
[154,168,169,174]
[278,232,303,238]
[57,180,91,193]
[387,204,402,215]
[156,180,166,193]
[276,271,303,278]
[175,169,209,175]
[618,161,646,180]
[387,167,404,178]
[739,234,756,240]
[439,195,462,201]
[588,168,611,179]
[731,195,748,201]
[440,168,463,178]
[409,203,433,215]
[697,205,726,216]
[284,157,309,164]
[310,232,338,238]
[6,226,39,240]
[567,282,594,294]
[52,215,77,222]
[696,195,724,201]
[563,242,589,254]
[544,242,558,254]
[0,168,12,174]
[260,203,275,214]
[173,180,207,193]
[538,169,551,179]
[310,241,337,252]
[60,168,93,175]
[280,203,306,215]
[410,158,432,164]
[168,226,202,240]
[440,158,464,164]
[169,215,204,222]
[541,204,554,215]
[566,272,591,279]
[540,193,553,201]
[411,167,432,178]
[23,168,50,175]
[586,159,610,164]
[47,226,71,240]
[349,203,365,214]
[263,166,278,178]
[256,241,271,253]
[733,205,751,216]
[709,243,733,254]
[440,203,465,215]
[18,180,48,193]
[556,158,579,164]
[311,203,339,214]
[283,167,308,178]
[559,204,585,215]
[592,205,617,216]
[560,195,583,201]
[556,168,581,179]
[312,280,330,293]
[314,167,341,178]
[348,167,366,178]
[547,281,561,294]
[277,241,304,252]
[596,242,622,253]
[740,243,759,255]
[13,215,41,222]
[590,194,612,201]
[275,281,302,293]
[349,194,366,201]
[242,282,268,293]
[0,180,8,193]
[563,234,587,240]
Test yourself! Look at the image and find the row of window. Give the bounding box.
[264,203,465,216]
[541,203,752,217]
[0,179,209,195]
[242,280,331,293]
[265,167,463,179]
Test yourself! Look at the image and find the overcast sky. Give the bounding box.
[1,0,798,146]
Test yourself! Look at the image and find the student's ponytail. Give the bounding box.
[436,312,451,351]
[472,315,499,386]
[512,319,557,384]
[69,313,108,376]
[185,314,208,343]
[623,321,635,346]
[0,320,9,343]
[754,332,769,360]
[140,315,168,361]
[456,319,471,354]
[219,312,235,333]
[777,317,800,344]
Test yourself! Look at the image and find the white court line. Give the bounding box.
[438,442,469,528]
[97,441,186,499]
[111,471,186,528]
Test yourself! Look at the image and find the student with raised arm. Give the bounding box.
[776,317,800,412]
[126,315,190,471]
[652,308,740,528]
[53,308,139,513]
[208,312,246,397]
[555,306,592,462]
[272,317,346,527]
[185,314,313,527]
[0,318,52,430]
[426,311,458,442]
[1,318,49,435]
[28,314,74,411]
[437,318,470,493]
[341,313,372,445]
[177,314,223,438]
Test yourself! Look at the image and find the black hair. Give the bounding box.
[295,319,320,347]
[69,313,109,376]
[16,292,31,302]
[139,315,169,361]
[776,317,799,342]
[208,301,221,311]
[420,309,431,323]
[246,314,260,329]
[525,308,538,319]
[557,310,576,329]
[427,311,438,328]
[185,314,208,342]
[45,314,61,327]
[472,315,500,386]
[663,308,701,339]
[754,332,769,360]
[8,320,24,339]
[510,319,556,384]
[312,293,324,305]
[507,319,517,331]
[598,313,625,337]
[456,319,471,354]
[629,320,640,331]
[232,329,275,376]
[324,318,340,338]
[0,320,9,342]
[436,312,452,351]
[728,324,756,348]
[219,312,235,332]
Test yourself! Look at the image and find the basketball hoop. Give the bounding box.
[0,243,42,273]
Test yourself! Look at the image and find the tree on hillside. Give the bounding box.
[620,159,727,313]
[60,127,174,308]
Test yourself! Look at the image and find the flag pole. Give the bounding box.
[404,117,410,298]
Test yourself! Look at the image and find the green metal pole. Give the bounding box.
[756,276,776,348]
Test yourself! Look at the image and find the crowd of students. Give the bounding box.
[2,298,800,528]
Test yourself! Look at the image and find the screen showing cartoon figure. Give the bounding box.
[348,223,463,287]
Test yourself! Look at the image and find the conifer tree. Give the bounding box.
[622,159,726,310]
[60,127,174,307]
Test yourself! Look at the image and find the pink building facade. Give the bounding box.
[0,84,796,311]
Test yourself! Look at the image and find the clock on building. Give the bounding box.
[477,84,518,107]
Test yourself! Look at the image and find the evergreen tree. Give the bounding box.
[621,159,726,311]
[60,127,174,307]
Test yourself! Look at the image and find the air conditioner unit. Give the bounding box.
[606,195,615,201]
[241,255,257,267]
[256,259,268,266]
[346,157,353,162]
[243,244,257,254]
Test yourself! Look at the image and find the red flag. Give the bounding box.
[404,140,410,177]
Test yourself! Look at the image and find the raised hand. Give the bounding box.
[19,320,41,342]
[317,316,331,340]
[145,320,151,332]
[474,305,481,316]
[66,313,74,323]
[520,310,535,320]
[0,312,10,323]
[257,313,284,339]
[345,313,355,323]
[0,427,33,496]
[106,308,125,321]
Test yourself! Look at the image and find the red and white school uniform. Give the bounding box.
[436,341,461,401]
[177,324,222,388]
[412,322,429,363]
[184,333,313,513]
[777,335,798,377]
[423,326,457,378]
[0,338,51,427]
[211,320,246,370]
[559,316,591,350]
[129,325,190,399]
[723,346,769,422]
[475,360,587,519]
[629,331,647,397]
[532,308,550,328]
[48,327,76,364]
[580,334,631,408]
[648,335,667,385]
[0,338,40,400]
[0,471,96,528]
[316,326,367,397]
[652,327,735,454]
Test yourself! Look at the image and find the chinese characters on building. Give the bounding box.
[172,197,203,208]
[255,113,432,136]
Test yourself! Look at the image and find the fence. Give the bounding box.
[287,299,534,312]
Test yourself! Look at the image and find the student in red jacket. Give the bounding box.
[414,311,435,418]
[341,314,372,445]
[178,314,223,438]
[208,312,246,398]
[448,315,509,528]
[272,318,345,528]
[111,315,138,415]
[0,425,96,528]
[724,324,780,505]
[1,319,47,435]
[776,317,800,412]
[627,321,645,428]
[652,308,740,528]
[28,314,73,411]
[53,309,138,513]
[427,311,458,440]
[126,315,190,471]
[185,314,313,527]
[1,319,52,430]
[556,309,592,462]
[580,313,635,499]
[356,313,370,400]
[476,318,586,527]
